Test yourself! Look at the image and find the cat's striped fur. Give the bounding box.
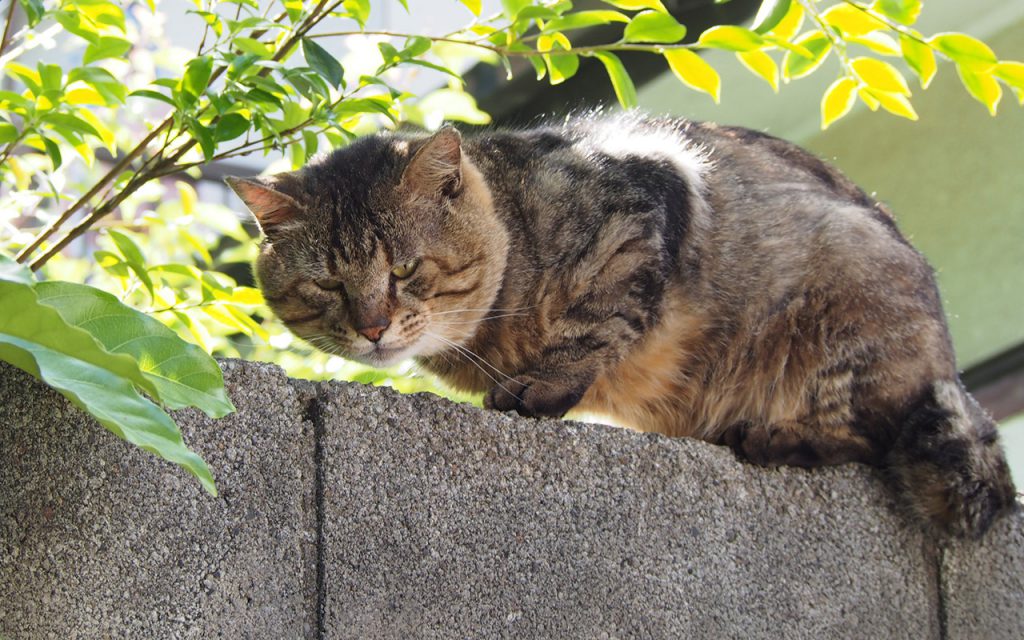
[228,112,1016,538]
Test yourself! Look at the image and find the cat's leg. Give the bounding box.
[484,247,666,419]
[716,359,878,468]
[718,420,874,468]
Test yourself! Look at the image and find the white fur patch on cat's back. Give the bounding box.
[579,115,712,194]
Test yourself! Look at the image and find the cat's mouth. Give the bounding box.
[352,343,412,366]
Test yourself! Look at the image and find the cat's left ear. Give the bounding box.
[402,125,462,199]
[225,175,301,237]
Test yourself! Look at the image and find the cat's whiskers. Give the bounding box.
[424,331,522,401]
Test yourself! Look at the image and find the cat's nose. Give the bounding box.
[356,320,390,343]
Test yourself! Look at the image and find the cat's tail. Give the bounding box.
[886,379,1018,538]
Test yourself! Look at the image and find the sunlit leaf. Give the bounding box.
[821,4,883,36]
[872,0,922,25]
[664,49,721,102]
[929,32,998,70]
[864,87,919,120]
[994,62,1024,90]
[768,0,803,40]
[84,36,132,65]
[957,66,1002,115]
[594,51,637,108]
[624,11,686,44]
[698,25,764,52]
[850,57,910,95]
[737,50,779,92]
[602,0,668,13]
[900,34,936,88]
[751,0,791,35]
[782,31,831,81]
[543,11,629,33]
[821,76,857,129]
[544,52,580,85]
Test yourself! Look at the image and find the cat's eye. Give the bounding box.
[391,259,419,280]
[314,278,344,291]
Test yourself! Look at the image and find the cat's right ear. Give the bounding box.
[225,175,301,238]
[402,126,463,199]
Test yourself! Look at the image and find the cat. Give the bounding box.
[226,112,1016,538]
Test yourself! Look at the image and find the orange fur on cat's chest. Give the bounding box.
[576,295,706,437]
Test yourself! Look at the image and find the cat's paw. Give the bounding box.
[484,374,587,419]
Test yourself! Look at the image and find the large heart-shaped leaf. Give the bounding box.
[33,281,235,418]
[0,279,216,495]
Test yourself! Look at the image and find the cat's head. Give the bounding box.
[227,126,509,367]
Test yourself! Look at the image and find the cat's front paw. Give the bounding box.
[484,374,588,419]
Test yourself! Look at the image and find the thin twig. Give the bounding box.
[27,2,342,269]
[0,0,17,60]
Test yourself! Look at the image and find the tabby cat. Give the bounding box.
[227,112,1016,538]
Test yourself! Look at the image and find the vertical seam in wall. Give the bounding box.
[302,385,328,640]
[935,543,948,640]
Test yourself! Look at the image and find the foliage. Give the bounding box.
[0,0,1020,493]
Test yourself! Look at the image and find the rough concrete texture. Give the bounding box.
[319,383,940,639]
[942,507,1024,639]
[1,358,1021,639]
[0,360,317,638]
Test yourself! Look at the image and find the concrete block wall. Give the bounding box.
[1,359,1021,638]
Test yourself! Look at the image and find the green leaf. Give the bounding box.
[736,49,779,92]
[751,0,791,34]
[342,0,370,26]
[41,136,62,170]
[188,119,217,161]
[84,37,132,64]
[544,52,580,85]
[957,65,1002,115]
[929,32,998,70]
[33,281,235,418]
[782,31,831,81]
[17,0,45,27]
[623,11,686,44]
[107,229,155,296]
[0,280,216,496]
[0,123,18,144]
[301,38,344,90]
[214,113,250,142]
[602,0,668,13]
[54,10,99,43]
[594,51,637,108]
[899,34,936,89]
[68,67,127,104]
[129,88,177,107]
[850,57,910,95]
[182,55,214,98]
[233,36,273,58]
[0,254,34,284]
[664,49,721,102]
[543,10,629,33]
[871,0,922,25]
[821,76,857,129]
[698,25,764,52]
[37,63,63,93]
[500,0,531,20]
[459,0,482,16]
[41,112,100,138]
